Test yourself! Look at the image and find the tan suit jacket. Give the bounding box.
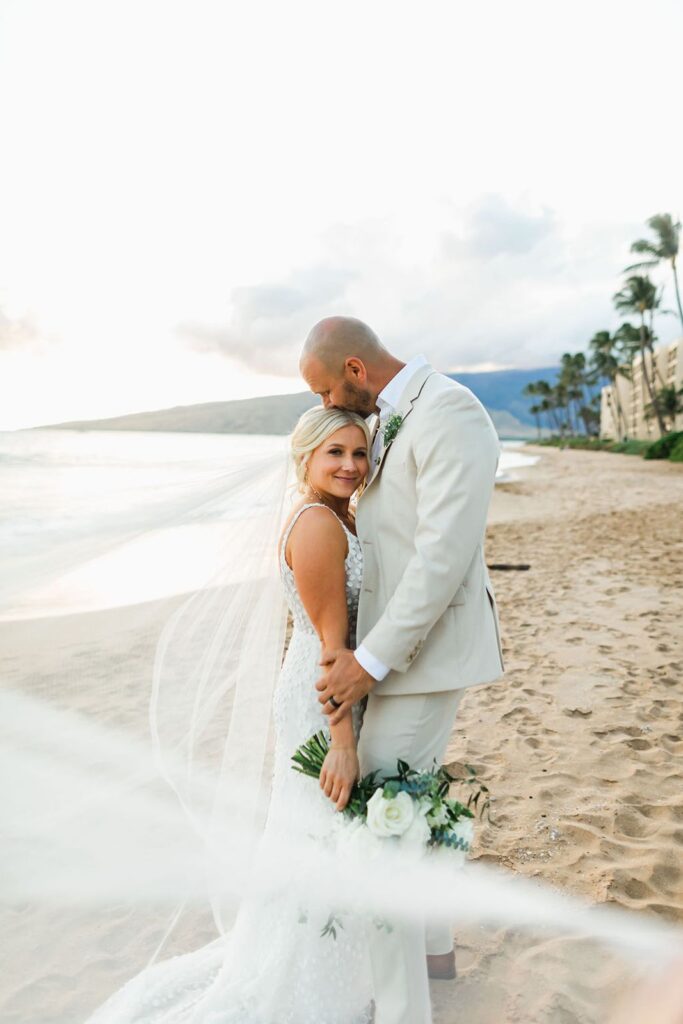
[355,362,505,695]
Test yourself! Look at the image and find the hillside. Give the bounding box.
[29,366,557,438]
[449,366,558,426]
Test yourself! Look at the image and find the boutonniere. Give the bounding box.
[382,413,403,447]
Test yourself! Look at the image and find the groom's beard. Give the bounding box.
[335,380,375,416]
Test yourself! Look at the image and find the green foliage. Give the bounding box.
[382,413,404,446]
[291,730,490,823]
[606,439,652,455]
[669,435,683,462]
[320,913,344,940]
[644,430,683,460]
[536,436,652,456]
[429,828,471,851]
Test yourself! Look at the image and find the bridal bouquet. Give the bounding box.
[291,730,489,857]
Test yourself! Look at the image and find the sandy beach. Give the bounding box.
[433,445,683,1022]
[2,445,683,1023]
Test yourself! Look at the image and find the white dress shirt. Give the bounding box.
[354,354,428,682]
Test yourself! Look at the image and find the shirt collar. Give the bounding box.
[376,354,429,418]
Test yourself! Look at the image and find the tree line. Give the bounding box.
[522,213,683,440]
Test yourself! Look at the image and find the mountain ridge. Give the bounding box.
[26,366,558,438]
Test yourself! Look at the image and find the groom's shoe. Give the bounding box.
[427,950,457,980]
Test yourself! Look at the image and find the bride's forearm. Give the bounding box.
[329,714,356,751]
[320,638,356,749]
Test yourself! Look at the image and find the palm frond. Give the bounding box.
[646,213,680,258]
[630,239,661,258]
[623,258,660,272]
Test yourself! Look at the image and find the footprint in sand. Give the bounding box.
[614,808,658,839]
[625,737,652,751]
[623,878,652,900]
[649,862,682,893]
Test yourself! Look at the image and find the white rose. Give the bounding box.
[402,810,431,848]
[366,789,415,838]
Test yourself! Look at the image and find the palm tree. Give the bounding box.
[523,380,563,435]
[580,395,601,436]
[587,330,630,439]
[552,380,572,437]
[528,401,543,440]
[625,213,683,332]
[645,384,683,432]
[613,320,655,438]
[558,351,599,435]
[613,321,643,364]
[612,275,668,435]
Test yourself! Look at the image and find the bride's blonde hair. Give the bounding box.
[290,406,372,495]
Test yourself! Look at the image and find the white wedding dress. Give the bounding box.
[84,502,375,1024]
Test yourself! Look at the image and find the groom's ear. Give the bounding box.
[345,357,367,383]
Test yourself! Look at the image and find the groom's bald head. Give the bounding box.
[301,316,386,373]
[300,316,403,414]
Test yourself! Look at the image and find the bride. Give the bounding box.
[84,404,412,1023]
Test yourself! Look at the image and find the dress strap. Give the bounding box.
[279,502,350,570]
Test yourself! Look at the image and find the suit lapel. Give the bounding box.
[362,363,435,495]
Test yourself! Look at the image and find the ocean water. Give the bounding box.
[0,430,537,619]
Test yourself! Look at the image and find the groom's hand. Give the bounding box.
[316,649,375,725]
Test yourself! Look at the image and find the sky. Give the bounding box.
[0,0,681,430]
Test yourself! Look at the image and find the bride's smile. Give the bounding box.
[303,425,369,506]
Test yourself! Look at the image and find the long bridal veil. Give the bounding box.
[1,435,683,1024]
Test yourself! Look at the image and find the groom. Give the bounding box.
[300,316,504,1021]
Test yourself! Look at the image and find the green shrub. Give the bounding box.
[644,431,683,460]
[535,436,651,456]
[669,435,683,462]
[602,439,649,455]
[621,440,652,456]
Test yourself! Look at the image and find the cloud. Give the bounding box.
[177,264,358,374]
[0,307,41,351]
[175,196,681,379]
[399,213,648,369]
[440,193,558,260]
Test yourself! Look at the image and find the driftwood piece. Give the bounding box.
[486,563,531,571]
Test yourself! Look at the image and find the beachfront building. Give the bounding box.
[600,337,683,441]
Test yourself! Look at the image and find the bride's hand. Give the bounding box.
[320,746,359,812]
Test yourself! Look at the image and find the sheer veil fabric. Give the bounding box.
[1,438,683,1023]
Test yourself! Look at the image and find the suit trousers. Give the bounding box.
[357,687,466,1024]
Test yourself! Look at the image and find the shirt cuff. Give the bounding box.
[354,644,391,682]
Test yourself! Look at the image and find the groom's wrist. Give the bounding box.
[354,644,390,682]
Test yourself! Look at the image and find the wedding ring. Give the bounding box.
[328,696,342,709]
